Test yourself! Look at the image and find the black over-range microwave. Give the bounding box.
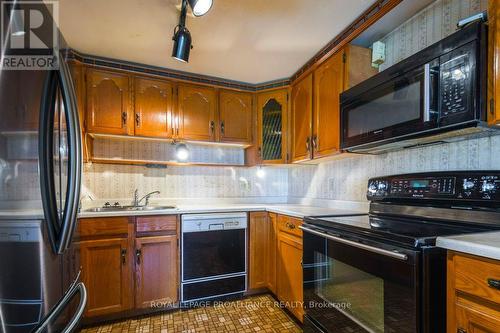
[340,22,496,154]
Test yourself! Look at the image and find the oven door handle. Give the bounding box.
[299,226,409,261]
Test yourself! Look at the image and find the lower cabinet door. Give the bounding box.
[267,213,277,294]
[249,212,269,290]
[277,232,304,322]
[135,235,178,309]
[80,238,132,317]
[455,303,500,333]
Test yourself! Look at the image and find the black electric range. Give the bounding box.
[302,171,500,333]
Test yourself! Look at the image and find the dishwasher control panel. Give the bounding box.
[181,212,248,232]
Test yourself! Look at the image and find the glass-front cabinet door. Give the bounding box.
[256,89,288,164]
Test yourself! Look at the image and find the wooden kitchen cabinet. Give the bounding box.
[447,251,500,333]
[256,89,288,164]
[277,214,304,322]
[86,69,133,135]
[79,238,133,317]
[135,235,178,308]
[134,77,174,138]
[291,73,313,163]
[489,0,500,126]
[312,50,345,158]
[219,90,253,144]
[177,84,217,142]
[249,212,269,290]
[291,45,375,163]
[267,213,278,294]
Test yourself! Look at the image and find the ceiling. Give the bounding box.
[57,0,376,84]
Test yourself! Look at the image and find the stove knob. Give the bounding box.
[368,183,378,194]
[463,179,475,190]
[482,181,496,192]
[378,182,387,190]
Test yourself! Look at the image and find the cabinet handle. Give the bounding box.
[258,146,262,157]
[487,278,500,290]
[457,329,467,333]
[121,112,127,126]
[306,137,311,152]
[312,135,318,151]
[285,222,296,230]
[121,249,127,265]
[220,121,225,135]
[135,113,140,127]
[136,249,142,264]
[210,120,215,135]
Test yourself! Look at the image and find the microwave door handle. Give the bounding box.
[299,226,408,261]
[424,63,431,122]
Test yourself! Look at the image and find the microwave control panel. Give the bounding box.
[368,172,499,202]
[439,45,472,118]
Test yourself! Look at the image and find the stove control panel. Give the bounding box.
[367,172,499,202]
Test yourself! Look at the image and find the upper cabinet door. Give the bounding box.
[134,77,173,138]
[219,90,253,144]
[291,73,313,163]
[313,51,344,158]
[177,84,217,142]
[86,69,133,135]
[489,0,500,126]
[257,89,288,164]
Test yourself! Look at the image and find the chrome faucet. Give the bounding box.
[78,193,95,213]
[133,190,160,207]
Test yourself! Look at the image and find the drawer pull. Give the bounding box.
[487,278,500,290]
[121,249,127,265]
[457,328,467,333]
[285,222,296,230]
[136,249,142,264]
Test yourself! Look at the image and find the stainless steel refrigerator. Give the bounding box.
[0,1,86,332]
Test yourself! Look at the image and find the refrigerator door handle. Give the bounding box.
[56,53,82,254]
[31,279,87,333]
[39,52,82,254]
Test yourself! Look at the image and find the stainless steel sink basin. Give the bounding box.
[84,205,177,213]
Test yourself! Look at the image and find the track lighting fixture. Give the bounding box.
[172,0,212,62]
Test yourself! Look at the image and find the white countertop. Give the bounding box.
[0,202,367,221]
[437,231,500,261]
[78,204,366,219]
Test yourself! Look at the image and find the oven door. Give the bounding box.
[302,225,420,333]
[182,228,246,281]
[341,61,439,150]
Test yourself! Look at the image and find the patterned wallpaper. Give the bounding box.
[288,135,500,203]
[379,0,487,71]
[82,164,288,203]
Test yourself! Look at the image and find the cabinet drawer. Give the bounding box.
[452,252,500,305]
[277,215,303,238]
[77,217,129,238]
[136,215,178,234]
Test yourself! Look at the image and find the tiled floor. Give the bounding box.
[80,294,302,333]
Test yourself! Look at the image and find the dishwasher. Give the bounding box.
[181,212,247,303]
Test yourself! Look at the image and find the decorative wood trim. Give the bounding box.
[290,0,403,84]
[90,157,247,168]
[67,49,289,92]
